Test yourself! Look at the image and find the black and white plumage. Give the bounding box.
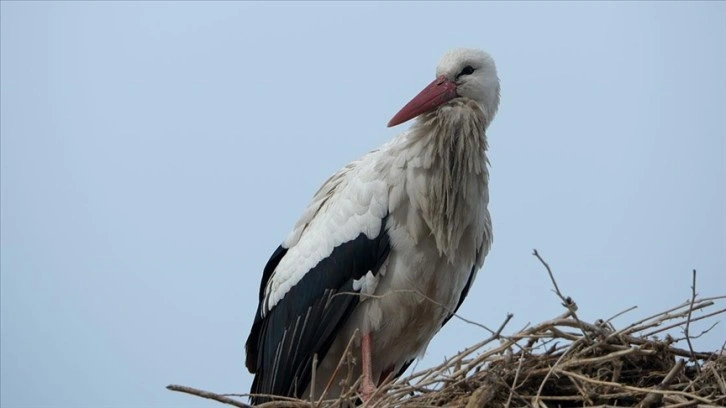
[245,48,500,404]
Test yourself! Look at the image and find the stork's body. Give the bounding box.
[245,48,500,404]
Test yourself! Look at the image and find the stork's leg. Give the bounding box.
[359,333,376,402]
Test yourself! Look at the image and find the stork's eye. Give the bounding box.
[456,65,475,79]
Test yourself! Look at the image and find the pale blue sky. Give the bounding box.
[1,2,724,407]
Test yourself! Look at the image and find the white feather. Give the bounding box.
[264,153,390,313]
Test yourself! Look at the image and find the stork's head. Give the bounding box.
[388,48,500,128]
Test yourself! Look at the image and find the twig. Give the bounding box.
[309,353,318,404]
[532,249,592,342]
[684,269,700,372]
[643,307,726,338]
[532,249,565,302]
[556,369,714,404]
[568,373,594,406]
[673,321,720,342]
[532,337,583,405]
[606,305,638,324]
[612,298,714,338]
[616,299,715,337]
[316,329,359,405]
[639,359,685,407]
[709,362,726,396]
[415,312,513,385]
[337,289,499,335]
[166,385,253,408]
[505,349,527,408]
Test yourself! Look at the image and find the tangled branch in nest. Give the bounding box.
[168,252,726,407]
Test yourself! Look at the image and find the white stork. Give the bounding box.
[245,48,500,404]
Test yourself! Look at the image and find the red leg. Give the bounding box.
[359,333,376,402]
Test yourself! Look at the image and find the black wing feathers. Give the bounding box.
[440,264,477,328]
[246,216,390,404]
[245,245,288,372]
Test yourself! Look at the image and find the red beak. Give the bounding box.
[387,75,458,127]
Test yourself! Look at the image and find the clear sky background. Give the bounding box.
[1,2,724,407]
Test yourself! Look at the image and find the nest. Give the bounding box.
[168,256,725,408]
[365,297,726,408]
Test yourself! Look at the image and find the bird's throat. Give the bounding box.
[415,100,489,258]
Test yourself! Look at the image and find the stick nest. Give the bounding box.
[168,258,726,408]
[366,297,726,408]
